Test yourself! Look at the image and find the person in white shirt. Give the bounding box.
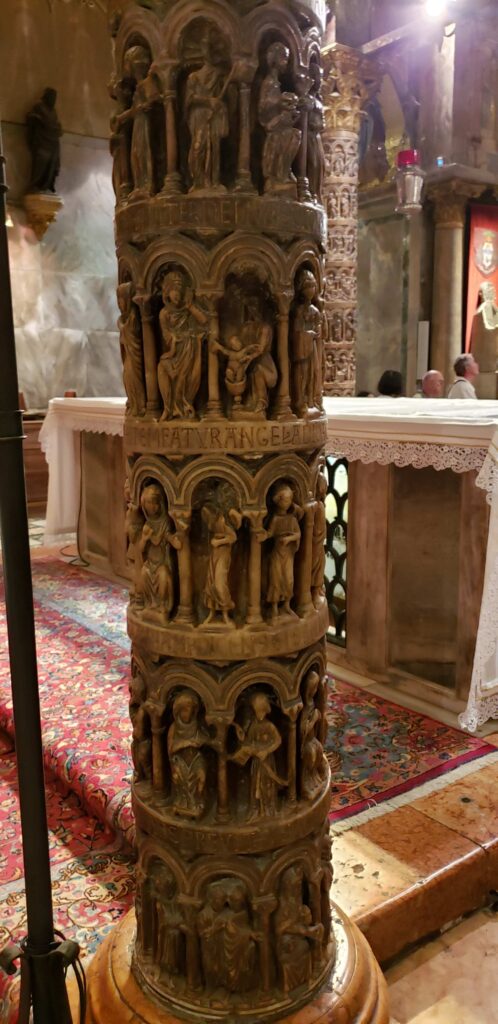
[447,354,479,399]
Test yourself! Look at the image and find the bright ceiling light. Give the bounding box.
[425,0,447,15]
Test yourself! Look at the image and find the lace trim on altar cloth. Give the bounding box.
[327,437,489,474]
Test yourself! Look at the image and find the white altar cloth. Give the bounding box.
[39,398,125,544]
[40,395,498,728]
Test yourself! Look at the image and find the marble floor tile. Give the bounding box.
[411,761,498,849]
[387,908,498,1023]
[332,828,418,921]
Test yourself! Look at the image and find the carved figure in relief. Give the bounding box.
[137,484,182,622]
[118,282,146,417]
[265,483,302,619]
[292,269,322,416]
[211,335,259,411]
[201,505,242,627]
[185,35,230,193]
[120,46,156,200]
[198,882,227,989]
[224,296,277,416]
[152,863,184,975]
[221,882,259,992]
[231,692,287,819]
[259,43,302,193]
[158,271,208,420]
[300,670,327,801]
[311,472,327,607]
[275,865,324,994]
[167,691,212,819]
[26,87,62,194]
[129,671,151,781]
[307,64,325,202]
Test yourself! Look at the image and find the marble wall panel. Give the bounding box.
[86,332,124,399]
[357,212,406,394]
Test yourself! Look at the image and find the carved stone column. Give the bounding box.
[428,180,484,384]
[81,4,389,1022]
[321,45,378,396]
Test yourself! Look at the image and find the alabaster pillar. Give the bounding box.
[321,45,378,396]
[81,3,389,1022]
[428,181,484,385]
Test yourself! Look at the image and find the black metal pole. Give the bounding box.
[0,126,73,1022]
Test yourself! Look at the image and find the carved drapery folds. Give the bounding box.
[112,1,336,1020]
[321,45,379,396]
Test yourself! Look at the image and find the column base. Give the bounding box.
[73,903,389,1024]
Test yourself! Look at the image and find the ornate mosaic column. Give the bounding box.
[82,3,389,1021]
[321,45,377,396]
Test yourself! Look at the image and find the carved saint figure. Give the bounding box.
[201,505,242,627]
[300,670,327,801]
[211,335,260,412]
[224,296,277,416]
[231,692,287,819]
[153,863,184,975]
[292,269,322,416]
[275,865,324,994]
[125,480,144,603]
[129,671,151,781]
[120,45,156,200]
[198,882,227,989]
[307,63,325,202]
[258,43,301,193]
[117,282,146,417]
[220,882,258,992]
[137,484,182,622]
[26,88,63,193]
[185,35,230,192]
[265,483,302,619]
[311,471,327,607]
[157,271,208,420]
[167,691,211,819]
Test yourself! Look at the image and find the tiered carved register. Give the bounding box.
[82,2,389,1021]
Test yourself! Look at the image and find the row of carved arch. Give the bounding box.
[110,5,325,202]
[134,828,333,1006]
[118,253,326,423]
[126,462,327,630]
[130,651,329,821]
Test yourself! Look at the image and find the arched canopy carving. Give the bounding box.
[141,238,209,294]
[176,456,256,509]
[189,857,261,898]
[208,233,288,292]
[163,0,241,60]
[139,838,189,891]
[115,9,162,72]
[129,456,177,509]
[257,454,312,506]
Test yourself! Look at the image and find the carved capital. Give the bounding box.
[321,45,380,136]
[428,180,485,228]
[23,192,63,241]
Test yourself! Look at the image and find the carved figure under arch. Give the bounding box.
[157,270,208,420]
[167,689,214,819]
[121,44,156,200]
[201,504,242,628]
[299,669,327,801]
[198,879,259,993]
[265,482,303,620]
[291,268,323,417]
[231,690,287,819]
[311,470,327,607]
[184,28,231,193]
[136,482,181,623]
[274,864,324,994]
[259,42,302,195]
[118,282,146,417]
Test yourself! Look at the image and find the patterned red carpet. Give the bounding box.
[0,555,495,1020]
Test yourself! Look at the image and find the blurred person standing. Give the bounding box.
[447,354,479,398]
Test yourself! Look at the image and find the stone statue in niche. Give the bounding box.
[185,33,230,193]
[274,865,324,994]
[231,692,287,819]
[299,669,327,801]
[152,862,184,975]
[120,46,156,200]
[265,483,303,620]
[167,690,213,819]
[201,505,242,628]
[125,481,144,602]
[307,64,325,203]
[129,671,152,781]
[158,271,208,420]
[197,882,227,989]
[136,483,182,623]
[26,88,63,193]
[220,295,277,417]
[118,282,146,417]
[291,269,323,416]
[258,43,302,194]
[311,471,327,608]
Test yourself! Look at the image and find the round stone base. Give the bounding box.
[73,904,389,1024]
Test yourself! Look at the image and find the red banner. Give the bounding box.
[466,205,498,352]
